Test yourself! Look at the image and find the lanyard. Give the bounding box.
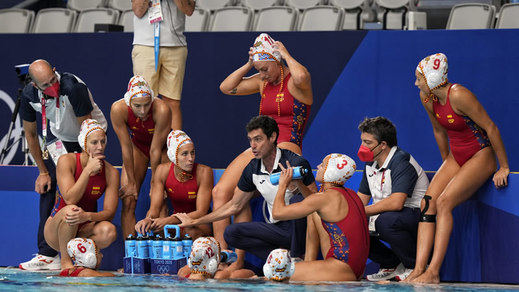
[154,22,160,71]
[149,0,163,71]
[40,96,60,146]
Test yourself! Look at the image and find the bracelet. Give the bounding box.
[40,172,49,176]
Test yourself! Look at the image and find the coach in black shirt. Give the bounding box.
[176,115,317,272]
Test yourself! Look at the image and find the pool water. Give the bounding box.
[1,268,518,291]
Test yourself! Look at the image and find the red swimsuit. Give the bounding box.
[433,84,491,166]
[260,73,310,148]
[59,266,85,277]
[51,153,107,219]
[165,163,199,214]
[322,187,369,280]
[127,102,155,158]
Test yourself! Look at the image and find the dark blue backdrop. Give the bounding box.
[0,31,365,169]
[0,30,517,172]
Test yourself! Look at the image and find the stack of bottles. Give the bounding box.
[124,225,191,274]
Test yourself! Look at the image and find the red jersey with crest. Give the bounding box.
[51,153,106,217]
[165,163,198,214]
[322,187,369,280]
[260,73,310,148]
[432,84,491,166]
[127,102,155,158]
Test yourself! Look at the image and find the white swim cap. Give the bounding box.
[323,153,356,185]
[251,33,281,63]
[188,237,221,277]
[263,249,295,281]
[67,238,97,269]
[123,76,153,107]
[416,53,448,92]
[166,130,193,166]
[78,119,106,152]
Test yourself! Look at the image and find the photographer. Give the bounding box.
[18,59,107,271]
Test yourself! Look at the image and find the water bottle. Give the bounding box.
[220,250,237,264]
[172,237,183,260]
[136,234,149,259]
[147,231,154,258]
[164,225,180,239]
[162,236,172,260]
[182,234,192,259]
[125,234,136,258]
[270,166,307,185]
[152,234,163,259]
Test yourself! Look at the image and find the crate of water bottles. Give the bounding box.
[124,225,191,274]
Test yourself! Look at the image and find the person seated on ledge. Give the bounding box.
[111,75,171,239]
[267,154,369,282]
[177,237,250,280]
[59,238,114,277]
[43,119,119,271]
[134,130,213,239]
[175,116,317,276]
[405,53,509,284]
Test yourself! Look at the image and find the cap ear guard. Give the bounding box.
[263,249,295,281]
[66,238,98,269]
[188,237,220,276]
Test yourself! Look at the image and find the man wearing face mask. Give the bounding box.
[356,117,428,282]
[18,59,107,271]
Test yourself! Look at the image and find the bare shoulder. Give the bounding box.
[110,99,128,121]
[449,84,479,111]
[57,152,77,166]
[196,164,213,178]
[156,161,172,174]
[196,163,213,173]
[103,161,120,179]
[450,84,475,100]
[111,99,126,112]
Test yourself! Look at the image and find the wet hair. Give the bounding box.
[358,116,397,147]
[246,115,279,144]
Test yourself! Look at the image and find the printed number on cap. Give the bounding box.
[205,247,215,258]
[337,159,348,170]
[77,243,87,253]
[433,59,441,70]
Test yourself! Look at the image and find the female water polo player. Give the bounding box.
[111,75,171,239]
[268,154,369,281]
[59,238,114,277]
[405,53,509,284]
[134,130,212,238]
[213,33,313,252]
[44,119,119,271]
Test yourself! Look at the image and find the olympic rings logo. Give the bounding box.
[156,265,170,274]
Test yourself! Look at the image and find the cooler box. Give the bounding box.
[150,258,187,275]
[123,257,151,274]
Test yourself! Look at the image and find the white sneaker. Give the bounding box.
[395,268,413,281]
[19,254,61,271]
[366,263,404,281]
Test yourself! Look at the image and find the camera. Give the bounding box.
[15,64,31,86]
